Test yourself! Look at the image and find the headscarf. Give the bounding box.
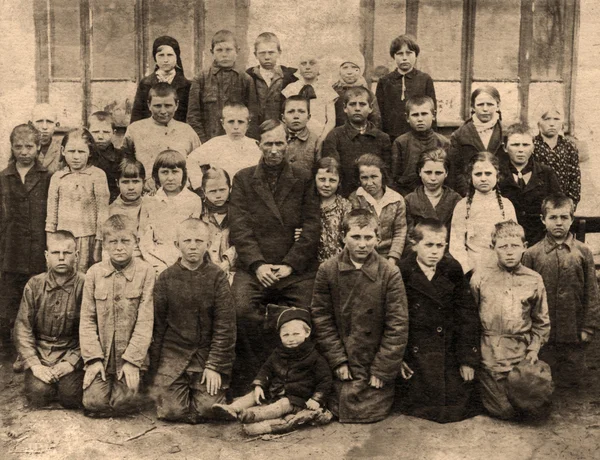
[152,36,184,75]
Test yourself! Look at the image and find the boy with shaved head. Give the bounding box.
[30,103,62,174]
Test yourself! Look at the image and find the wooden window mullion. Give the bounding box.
[34,0,50,103]
[80,0,91,125]
[460,0,476,120]
[518,0,534,124]
[194,1,205,77]
[563,0,579,133]
[360,0,375,87]
[406,0,419,38]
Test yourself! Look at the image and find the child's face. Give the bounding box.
[62,138,90,171]
[88,118,113,150]
[118,176,144,202]
[45,238,77,275]
[104,230,136,266]
[176,225,210,265]
[506,133,534,168]
[344,224,378,263]
[12,133,39,168]
[407,103,434,132]
[203,177,230,207]
[541,205,573,241]
[472,92,499,123]
[148,94,178,125]
[340,62,360,85]
[298,56,320,81]
[419,160,447,192]
[158,167,184,193]
[394,44,416,73]
[344,94,373,125]
[212,40,237,68]
[279,320,310,348]
[282,100,310,132]
[259,126,288,167]
[32,106,57,146]
[359,165,383,199]
[471,160,497,193]
[494,235,525,269]
[413,229,447,268]
[221,106,249,140]
[315,168,340,199]
[255,41,280,70]
[155,45,177,73]
[538,111,562,138]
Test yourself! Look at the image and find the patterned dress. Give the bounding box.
[318,195,352,263]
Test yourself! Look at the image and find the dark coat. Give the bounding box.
[375,68,436,141]
[91,143,124,204]
[252,340,332,408]
[130,71,192,124]
[246,65,298,125]
[499,159,561,246]
[310,248,408,423]
[447,119,504,196]
[397,253,481,423]
[0,162,50,274]
[150,260,236,387]
[404,186,462,232]
[229,160,320,285]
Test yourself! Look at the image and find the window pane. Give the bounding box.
[417,0,462,80]
[473,0,520,80]
[50,0,81,79]
[373,0,406,72]
[91,1,136,80]
[531,0,565,81]
[147,0,195,78]
[436,82,463,126]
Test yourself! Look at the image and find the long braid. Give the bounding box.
[495,185,506,219]
[465,185,475,221]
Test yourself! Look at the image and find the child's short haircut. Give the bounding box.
[504,122,534,141]
[282,95,311,116]
[409,217,447,243]
[356,153,390,186]
[201,166,231,190]
[541,193,575,218]
[221,102,250,120]
[343,86,374,106]
[10,123,41,147]
[119,157,146,180]
[211,29,237,51]
[470,86,501,107]
[152,149,188,188]
[89,111,115,130]
[259,119,284,137]
[176,217,211,240]
[342,208,380,237]
[491,220,526,246]
[389,34,420,58]
[313,156,342,178]
[102,214,137,240]
[148,82,179,104]
[47,229,77,247]
[59,128,96,168]
[416,148,449,174]
[405,95,435,116]
[254,32,281,52]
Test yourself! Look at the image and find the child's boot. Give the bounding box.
[212,392,255,421]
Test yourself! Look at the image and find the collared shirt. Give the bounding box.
[14,271,85,369]
[122,117,201,176]
[533,134,581,205]
[259,67,275,86]
[80,258,155,376]
[285,126,320,174]
[46,165,110,239]
[470,263,550,373]
[186,135,261,189]
[416,259,436,280]
[522,233,600,343]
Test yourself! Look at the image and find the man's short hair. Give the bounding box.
[254,32,281,52]
[211,29,237,51]
[504,122,534,141]
[259,119,285,138]
[176,217,211,241]
[342,208,380,237]
[10,123,41,148]
[221,102,250,120]
[343,86,374,106]
[405,96,435,116]
[416,148,450,175]
[148,82,179,104]
[541,193,575,218]
[389,34,420,58]
[89,111,115,130]
[491,220,526,246]
[47,230,77,248]
[102,214,137,241]
[282,95,311,116]
[409,218,447,244]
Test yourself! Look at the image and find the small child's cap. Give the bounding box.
[507,359,554,414]
[338,51,365,76]
[276,306,312,331]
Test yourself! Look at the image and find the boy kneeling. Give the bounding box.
[14,231,85,409]
[149,218,236,423]
[471,220,552,420]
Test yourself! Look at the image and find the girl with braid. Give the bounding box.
[449,152,517,274]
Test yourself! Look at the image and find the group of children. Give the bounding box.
[0,28,596,434]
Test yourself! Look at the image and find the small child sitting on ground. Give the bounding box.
[212,307,333,435]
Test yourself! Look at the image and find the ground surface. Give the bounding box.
[1,345,600,460]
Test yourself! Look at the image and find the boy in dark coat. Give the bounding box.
[310,209,408,423]
[397,219,480,423]
[150,218,236,423]
[213,307,332,435]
